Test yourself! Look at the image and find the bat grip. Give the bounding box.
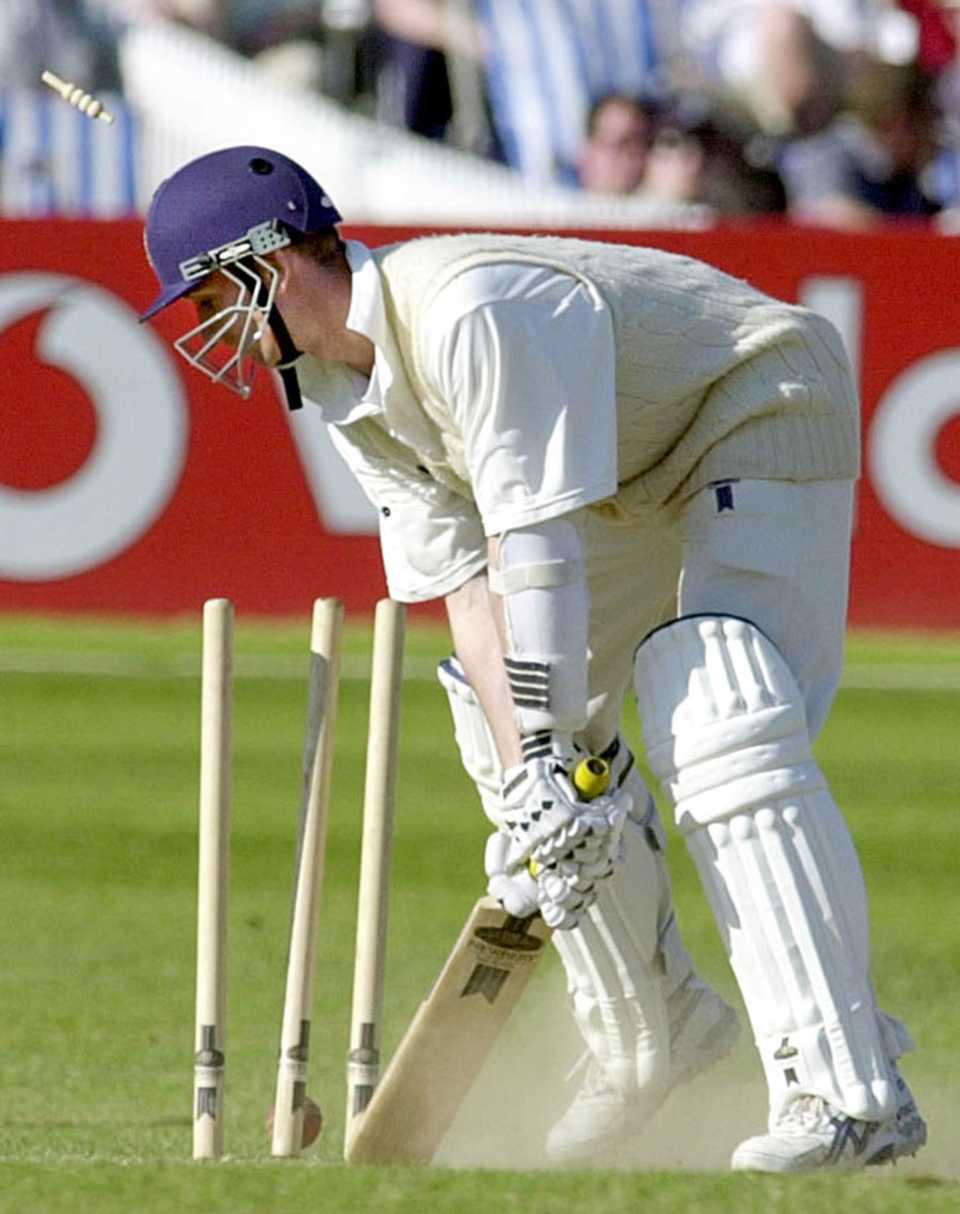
[572,756,610,801]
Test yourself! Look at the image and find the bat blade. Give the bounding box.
[344,896,551,1164]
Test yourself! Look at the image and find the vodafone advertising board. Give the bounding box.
[0,220,958,627]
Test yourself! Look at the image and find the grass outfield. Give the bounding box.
[1,614,957,1214]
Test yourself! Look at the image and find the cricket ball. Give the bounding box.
[265,1095,324,1149]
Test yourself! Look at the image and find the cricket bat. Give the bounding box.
[343,896,552,1164]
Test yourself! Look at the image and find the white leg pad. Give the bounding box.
[438,656,685,1093]
[553,816,672,1094]
[635,614,898,1121]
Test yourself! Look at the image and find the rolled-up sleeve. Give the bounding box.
[423,264,619,536]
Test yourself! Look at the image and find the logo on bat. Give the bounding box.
[461,920,545,1004]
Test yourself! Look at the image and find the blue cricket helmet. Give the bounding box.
[141,145,342,320]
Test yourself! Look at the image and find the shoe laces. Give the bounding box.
[777,1094,837,1134]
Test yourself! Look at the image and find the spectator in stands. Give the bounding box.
[577,90,786,216]
[371,0,496,155]
[475,0,691,184]
[777,59,942,226]
[649,102,787,214]
[576,93,661,195]
[907,1,960,214]
[684,0,916,138]
[373,0,457,141]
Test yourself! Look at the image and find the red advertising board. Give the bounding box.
[1,219,959,627]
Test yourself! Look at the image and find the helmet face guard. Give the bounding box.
[141,147,341,408]
[172,222,288,398]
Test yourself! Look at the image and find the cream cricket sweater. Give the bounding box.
[366,233,859,516]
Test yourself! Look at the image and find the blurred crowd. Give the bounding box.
[8,0,960,225]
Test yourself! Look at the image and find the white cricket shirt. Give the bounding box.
[301,240,618,602]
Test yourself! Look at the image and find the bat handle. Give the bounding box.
[572,756,610,801]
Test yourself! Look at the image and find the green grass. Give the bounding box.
[0,615,957,1212]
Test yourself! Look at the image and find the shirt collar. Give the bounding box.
[344,239,388,345]
[296,239,390,426]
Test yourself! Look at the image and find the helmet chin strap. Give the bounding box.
[267,303,303,411]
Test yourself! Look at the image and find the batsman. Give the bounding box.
[141,146,927,1173]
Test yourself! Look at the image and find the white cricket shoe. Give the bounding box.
[545,979,740,1164]
[731,1072,927,1173]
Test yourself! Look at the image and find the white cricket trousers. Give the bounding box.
[581,478,855,747]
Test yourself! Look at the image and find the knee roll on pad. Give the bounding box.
[636,614,822,831]
[489,518,589,736]
[634,614,897,1121]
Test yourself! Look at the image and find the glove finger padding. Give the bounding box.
[534,787,633,930]
[540,893,591,930]
[539,867,596,903]
[500,755,633,930]
[484,830,540,918]
[534,787,631,870]
[537,869,597,929]
[500,759,581,866]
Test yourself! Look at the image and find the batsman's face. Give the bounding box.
[189,271,277,366]
[174,258,282,399]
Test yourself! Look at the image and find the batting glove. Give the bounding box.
[484,830,540,919]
